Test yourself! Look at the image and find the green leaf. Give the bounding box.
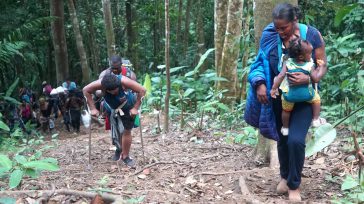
[3,96,21,105]
[358,70,364,95]
[0,197,16,204]
[183,88,195,98]
[305,123,337,157]
[334,4,358,27]
[41,157,58,165]
[14,155,27,164]
[24,168,39,178]
[22,160,59,171]
[0,120,10,131]
[143,74,152,97]
[5,78,19,97]
[168,66,188,74]
[0,154,13,171]
[185,48,215,77]
[341,175,358,191]
[9,169,23,189]
[216,103,230,111]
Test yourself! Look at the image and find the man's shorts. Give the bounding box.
[282,91,321,112]
[120,114,135,130]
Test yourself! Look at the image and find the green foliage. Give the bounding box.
[334,4,358,27]
[0,152,59,189]
[0,197,16,204]
[305,123,337,157]
[331,175,364,203]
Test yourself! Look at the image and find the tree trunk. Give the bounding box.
[164,0,170,133]
[67,0,90,83]
[216,0,244,104]
[238,0,251,102]
[214,0,228,76]
[176,0,183,49]
[183,0,192,58]
[50,0,69,83]
[102,0,116,59]
[253,0,297,167]
[84,0,100,74]
[125,0,138,71]
[196,0,206,73]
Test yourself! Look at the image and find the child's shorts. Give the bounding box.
[282,91,321,112]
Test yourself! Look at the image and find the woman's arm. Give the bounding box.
[313,33,327,81]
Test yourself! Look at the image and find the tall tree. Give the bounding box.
[164,0,170,133]
[102,0,116,59]
[84,0,100,74]
[216,0,244,103]
[195,0,206,72]
[183,0,192,58]
[67,0,90,83]
[214,0,228,76]
[50,0,69,83]
[125,0,138,71]
[253,0,298,168]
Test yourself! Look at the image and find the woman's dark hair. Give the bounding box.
[272,3,302,21]
[101,74,120,91]
[288,38,308,59]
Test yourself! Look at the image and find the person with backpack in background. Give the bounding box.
[42,81,52,97]
[83,71,145,168]
[65,89,84,133]
[62,78,77,92]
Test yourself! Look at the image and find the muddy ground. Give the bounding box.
[0,115,360,204]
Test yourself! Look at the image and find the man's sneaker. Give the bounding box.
[122,156,135,168]
[281,127,289,136]
[112,149,121,161]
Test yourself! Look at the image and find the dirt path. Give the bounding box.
[2,117,350,203]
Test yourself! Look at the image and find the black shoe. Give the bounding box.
[112,149,121,161]
[122,156,135,168]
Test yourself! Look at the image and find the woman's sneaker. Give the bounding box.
[122,156,135,168]
[281,127,289,136]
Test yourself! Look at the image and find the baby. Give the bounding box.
[270,38,325,136]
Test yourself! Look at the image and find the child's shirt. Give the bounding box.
[280,58,314,93]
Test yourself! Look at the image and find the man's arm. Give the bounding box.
[120,77,146,112]
[83,79,103,115]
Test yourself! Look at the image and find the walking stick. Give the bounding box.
[137,97,146,164]
[83,96,92,168]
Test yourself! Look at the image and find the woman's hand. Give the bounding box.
[256,84,268,104]
[287,72,309,86]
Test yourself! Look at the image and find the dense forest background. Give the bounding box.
[0,0,363,202]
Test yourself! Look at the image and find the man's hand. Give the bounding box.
[90,109,99,117]
[256,84,268,104]
[270,88,279,99]
[129,107,139,118]
[287,72,309,86]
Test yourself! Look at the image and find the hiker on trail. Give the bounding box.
[83,74,146,168]
[244,3,327,201]
[270,38,326,136]
[62,78,77,92]
[42,81,52,97]
[99,55,137,81]
[65,89,84,133]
